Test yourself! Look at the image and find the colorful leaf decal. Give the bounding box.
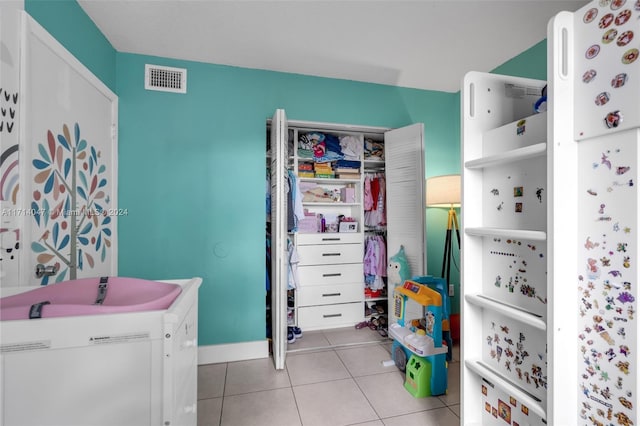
[78,236,89,246]
[74,123,80,145]
[77,138,87,152]
[64,158,71,178]
[58,235,69,250]
[78,170,88,190]
[38,144,51,163]
[80,223,92,235]
[96,232,102,250]
[77,186,87,201]
[48,130,56,159]
[57,133,70,150]
[86,253,94,268]
[56,146,63,171]
[37,253,55,264]
[63,124,71,148]
[63,196,70,218]
[35,169,50,184]
[33,159,50,170]
[32,201,41,226]
[90,175,97,194]
[52,222,59,246]
[31,242,47,253]
[98,178,107,189]
[55,268,67,283]
[44,173,55,194]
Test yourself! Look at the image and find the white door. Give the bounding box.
[17,12,118,286]
[270,109,288,369]
[385,123,426,321]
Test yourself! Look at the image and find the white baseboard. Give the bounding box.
[198,340,269,365]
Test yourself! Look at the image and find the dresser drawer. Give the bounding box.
[297,302,363,330]
[297,243,363,266]
[297,283,363,307]
[297,263,363,286]
[296,233,362,246]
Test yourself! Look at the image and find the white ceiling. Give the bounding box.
[78,0,589,93]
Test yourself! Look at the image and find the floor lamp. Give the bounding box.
[426,174,461,289]
[426,174,461,358]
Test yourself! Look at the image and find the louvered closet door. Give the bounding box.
[385,123,426,323]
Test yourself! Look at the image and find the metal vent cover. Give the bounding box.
[145,64,187,93]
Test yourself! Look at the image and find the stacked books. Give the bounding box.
[298,163,314,178]
[314,162,334,178]
[335,167,360,179]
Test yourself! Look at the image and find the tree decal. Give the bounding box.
[31,122,111,284]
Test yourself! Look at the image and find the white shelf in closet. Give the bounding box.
[298,177,362,185]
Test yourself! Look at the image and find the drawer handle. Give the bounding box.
[322,237,341,241]
[322,253,341,257]
[323,313,343,318]
[322,273,342,277]
[322,293,341,297]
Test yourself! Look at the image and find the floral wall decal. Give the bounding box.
[30,122,111,284]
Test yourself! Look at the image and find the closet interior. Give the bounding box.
[266,110,426,366]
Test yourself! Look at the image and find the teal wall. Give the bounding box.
[492,40,548,81]
[115,53,459,344]
[24,0,548,346]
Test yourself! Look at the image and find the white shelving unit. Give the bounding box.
[463,3,640,424]
[462,72,550,426]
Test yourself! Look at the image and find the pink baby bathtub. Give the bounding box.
[0,276,182,320]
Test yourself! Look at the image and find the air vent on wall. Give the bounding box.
[145,64,187,94]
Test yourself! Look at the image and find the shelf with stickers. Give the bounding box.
[462,72,551,426]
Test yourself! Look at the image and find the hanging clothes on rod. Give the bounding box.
[364,173,386,229]
[364,234,387,292]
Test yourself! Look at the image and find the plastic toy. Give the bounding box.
[390,277,448,397]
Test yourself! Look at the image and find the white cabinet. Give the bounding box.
[268,111,426,368]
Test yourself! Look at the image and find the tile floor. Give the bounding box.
[197,327,460,426]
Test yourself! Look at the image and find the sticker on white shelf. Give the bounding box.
[481,379,547,426]
[482,311,548,402]
[577,137,636,425]
[483,237,547,318]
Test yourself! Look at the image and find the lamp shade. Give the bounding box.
[426,174,461,207]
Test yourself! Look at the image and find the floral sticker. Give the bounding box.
[615,9,632,25]
[583,69,597,83]
[600,12,615,28]
[586,44,601,59]
[584,7,599,22]
[603,28,619,43]
[622,47,639,64]
[617,30,634,46]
